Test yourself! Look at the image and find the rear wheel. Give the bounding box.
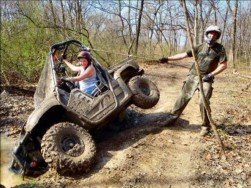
[128,76,160,109]
[41,122,96,175]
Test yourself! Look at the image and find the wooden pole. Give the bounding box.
[181,0,225,151]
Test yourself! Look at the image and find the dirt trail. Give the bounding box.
[1,62,250,188]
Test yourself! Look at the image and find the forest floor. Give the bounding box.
[0,61,251,188]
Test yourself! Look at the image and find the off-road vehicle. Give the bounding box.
[10,39,160,175]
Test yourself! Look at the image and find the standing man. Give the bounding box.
[159,25,228,136]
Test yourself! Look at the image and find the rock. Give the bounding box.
[220,155,227,162]
[213,154,220,159]
[201,171,206,175]
[223,179,231,187]
[235,166,243,174]
[236,183,244,188]
[0,90,8,99]
[126,153,133,158]
[168,139,175,144]
[240,173,247,180]
[205,153,212,160]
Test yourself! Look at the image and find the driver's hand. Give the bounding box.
[61,77,73,82]
[57,77,72,86]
[57,79,63,85]
[62,54,67,59]
[59,54,67,63]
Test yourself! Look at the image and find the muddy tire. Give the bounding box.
[41,122,96,175]
[128,76,160,109]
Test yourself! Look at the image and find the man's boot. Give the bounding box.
[200,126,210,136]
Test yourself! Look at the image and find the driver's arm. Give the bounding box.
[63,59,81,72]
[71,66,95,82]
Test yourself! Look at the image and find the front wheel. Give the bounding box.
[128,76,160,109]
[41,122,96,175]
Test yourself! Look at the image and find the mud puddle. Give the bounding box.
[0,135,33,188]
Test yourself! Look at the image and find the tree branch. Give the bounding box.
[181,0,225,152]
[18,10,109,66]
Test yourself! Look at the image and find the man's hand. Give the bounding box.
[203,73,214,82]
[159,57,168,63]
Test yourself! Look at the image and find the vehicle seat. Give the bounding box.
[91,81,107,97]
[91,63,109,96]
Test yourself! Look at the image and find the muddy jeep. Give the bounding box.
[10,39,159,175]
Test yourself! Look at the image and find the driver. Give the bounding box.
[62,51,98,95]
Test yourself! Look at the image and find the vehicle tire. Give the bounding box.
[41,122,96,175]
[128,76,160,109]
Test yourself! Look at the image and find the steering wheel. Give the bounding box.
[58,78,76,92]
[62,79,76,90]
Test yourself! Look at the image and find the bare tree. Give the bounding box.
[49,0,57,28]
[118,0,128,47]
[227,0,239,68]
[193,0,200,45]
[134,0,144,55]
[220,7,229,44]
[60,0,67,38]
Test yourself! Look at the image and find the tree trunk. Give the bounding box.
[134,0,144,55]
[76,0,83,32]
[118,0,128,47]
[220,8,228,44]
[199,2,204,43]
[232,0,238,68]
[60,0,67,38]
[49,0,57,32]
[66,1,75,29]
[194,0,199,45]
[128,0,133,43]
[227,0,239,68]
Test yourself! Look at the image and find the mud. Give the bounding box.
[0,135,26,187]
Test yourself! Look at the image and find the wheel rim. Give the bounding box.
[139,82,150,96]
[61,135,85,157]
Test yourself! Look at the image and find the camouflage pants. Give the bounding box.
[171,74,213,128]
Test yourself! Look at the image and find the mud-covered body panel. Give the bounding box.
[25,96,60,132]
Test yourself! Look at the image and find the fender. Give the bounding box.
[118,60,140,73]
[114,60,144,82]
[25,96,62,132]
[109,58,141,74]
